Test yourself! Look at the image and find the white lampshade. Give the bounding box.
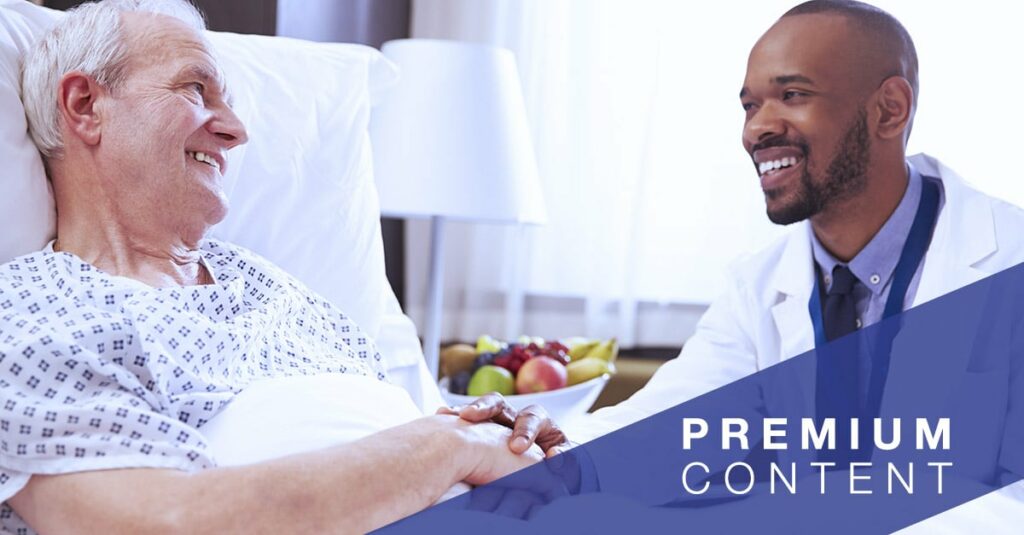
[370,39,547,225]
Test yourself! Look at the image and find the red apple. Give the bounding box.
[515,356,568,394]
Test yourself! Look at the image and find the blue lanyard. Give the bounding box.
[808,177,940,419]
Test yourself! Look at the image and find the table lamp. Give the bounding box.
[370,38,547,378]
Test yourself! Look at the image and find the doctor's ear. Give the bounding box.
[873,76,914,142]
[57,72,105,147]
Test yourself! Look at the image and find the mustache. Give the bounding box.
[751,136,809,155]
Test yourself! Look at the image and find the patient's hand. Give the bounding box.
[438,393,575,457]
[444,414,545,485]
[446,410,595,521]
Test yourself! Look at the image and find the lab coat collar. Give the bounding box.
[907,153,997,305]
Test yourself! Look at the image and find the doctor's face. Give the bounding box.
[740,14,874,225]
[97,13,248,231]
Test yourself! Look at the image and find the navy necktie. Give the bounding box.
[823,265,859,341]
[817,265,863,464]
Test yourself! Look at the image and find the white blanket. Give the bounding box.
[203,373,470,500]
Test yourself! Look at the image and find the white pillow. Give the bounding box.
[0,0,56,261]
[206,31,398,340]
[0,1,398,337]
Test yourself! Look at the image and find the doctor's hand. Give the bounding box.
[438,392,576,457]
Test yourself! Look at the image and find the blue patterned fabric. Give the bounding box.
[0,239,387,533]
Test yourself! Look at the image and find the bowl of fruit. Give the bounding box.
[438,335,618,423]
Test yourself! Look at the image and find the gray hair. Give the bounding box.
[21,0,207,159]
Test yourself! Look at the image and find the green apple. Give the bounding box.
[467,365,515,396]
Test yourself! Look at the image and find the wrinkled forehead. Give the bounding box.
[120,12,223,82]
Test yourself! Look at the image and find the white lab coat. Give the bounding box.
[565,154,1024,532]
[570,153,1024,438]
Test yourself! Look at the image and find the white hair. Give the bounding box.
[20,0,206,159]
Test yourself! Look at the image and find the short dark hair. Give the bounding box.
[783,0,918,102]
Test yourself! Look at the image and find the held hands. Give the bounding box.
[436,395,595,520]
[437,392,577,457]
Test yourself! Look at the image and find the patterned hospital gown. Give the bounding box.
[0,239,388,534]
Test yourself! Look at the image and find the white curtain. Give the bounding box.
[403,0,1024,348]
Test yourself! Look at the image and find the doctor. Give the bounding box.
[435,0,1024,528]
[495,0,1024,443]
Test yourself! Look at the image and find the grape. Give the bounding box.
[472,352,497,373]
[493,354,514,373]
[451,371,471,395]
[547,341,570,354]
[507,358,526,375]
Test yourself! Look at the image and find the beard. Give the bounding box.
[763,108,870,225]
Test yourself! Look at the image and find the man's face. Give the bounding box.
[739,14,874,225]
[96,13,247,229]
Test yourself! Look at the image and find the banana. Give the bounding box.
[566,357,614,385]
[568,339,600,361]
[585,338,619,362]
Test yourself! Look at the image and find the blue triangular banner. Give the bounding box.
[379,262,1024,534]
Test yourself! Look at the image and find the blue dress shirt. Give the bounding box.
[810,162,944,397]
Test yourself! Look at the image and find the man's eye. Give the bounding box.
[782,90,807,100]
[189,82,205,95]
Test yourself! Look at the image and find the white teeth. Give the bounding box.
[758,157,799,175]
[187,151,221,171]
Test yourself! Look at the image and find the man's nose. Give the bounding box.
[743,103,786,148]
[209,104,249,150]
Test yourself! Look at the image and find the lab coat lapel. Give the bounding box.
[764,224,818,431]
[882,153,997,420]
[769,222,817,366]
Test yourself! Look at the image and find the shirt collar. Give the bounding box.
[811,162,924,295]
[42,239,220,287]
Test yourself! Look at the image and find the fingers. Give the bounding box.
[491,488,543,519]
[535,424,571,453]
[443,398,572,456]
[544,441,578,459]
[467,485,506,513]
[511,405,570,454]
[511,404,565,454]
[462,393,518,427]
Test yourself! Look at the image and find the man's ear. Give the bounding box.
[57,72,104,147]
[873,76,914,142]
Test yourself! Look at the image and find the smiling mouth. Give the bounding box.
[758,156,803,178]
[186,150,221,172]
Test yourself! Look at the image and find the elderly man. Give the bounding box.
[0,1,567,533]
